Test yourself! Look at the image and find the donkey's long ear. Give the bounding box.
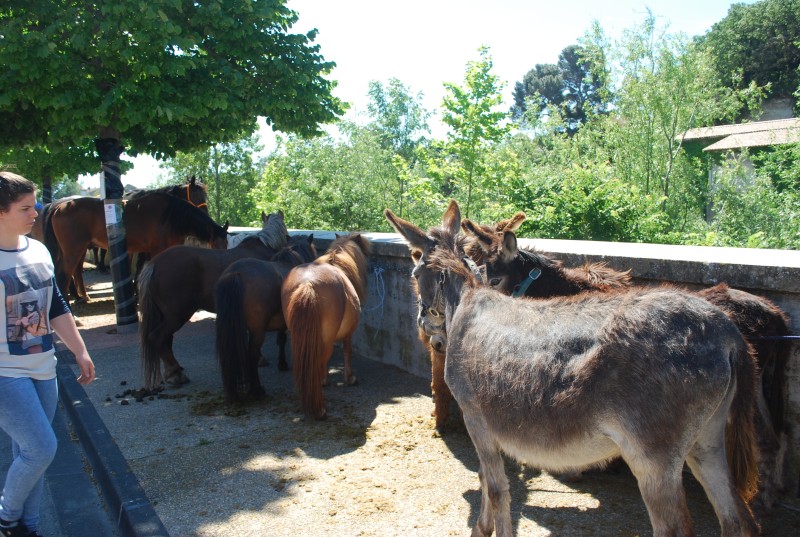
[261,211,268,223]
[501,231,519,263]
[461,219,496,255]
[496,211,527,233]
[384,209,432,253]
[190,175,197,186]
[442,199,461,236]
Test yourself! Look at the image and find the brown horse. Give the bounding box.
[281,233,372,419]
[463,218,792,511]
[139,211,288,388]
[43,191,225,301]
[386,200,760,537]
[215,234,318,402]
[36,178,209,300]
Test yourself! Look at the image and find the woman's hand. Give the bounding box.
[74,351,96,385]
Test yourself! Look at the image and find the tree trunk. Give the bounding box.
[96,137,138,332]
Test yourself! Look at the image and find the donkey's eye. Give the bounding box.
[489,278,501,287]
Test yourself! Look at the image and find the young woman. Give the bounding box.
[0,171,95,537]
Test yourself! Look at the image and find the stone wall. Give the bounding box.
[301,230,800,497]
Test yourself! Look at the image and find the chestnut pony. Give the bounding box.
[281,233,371,419]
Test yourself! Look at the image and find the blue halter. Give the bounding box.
[512,268,542,298]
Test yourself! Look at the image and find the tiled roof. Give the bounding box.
[681,118,800,151]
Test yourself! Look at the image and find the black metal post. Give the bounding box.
[95,138,138,333]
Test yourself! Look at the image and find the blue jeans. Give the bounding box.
[0,376,58,533]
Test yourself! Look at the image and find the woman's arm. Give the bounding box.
[50,312,96,385]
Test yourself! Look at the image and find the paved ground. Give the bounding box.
[39,269,800,536]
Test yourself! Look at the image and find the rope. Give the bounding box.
[750,335,800,341]
[362,267,386,320]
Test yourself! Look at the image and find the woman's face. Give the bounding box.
[0,193,38,236]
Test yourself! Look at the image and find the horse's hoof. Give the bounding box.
[347,375,359,386]
[166,372,190,386]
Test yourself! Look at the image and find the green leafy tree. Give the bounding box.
[435,46,510,219]
[511,44,608,134]
[162,134,264,226]
[1,144,104,202]
[698,0,800,100]
[366,79,431,217]
[252,123,399,231]
[367,79,431,164]
[0,0,344,189]
[582,14,763,221]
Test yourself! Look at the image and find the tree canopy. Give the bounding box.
[698,0,800,100]
[0,0,345,161]
[511,44,607,134]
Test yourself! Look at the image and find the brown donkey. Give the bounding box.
[386,200,760,537]
[463,219,791,511]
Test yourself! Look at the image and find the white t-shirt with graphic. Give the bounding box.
[0,238,57,380]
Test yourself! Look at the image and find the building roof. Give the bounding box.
[681,118,800,152]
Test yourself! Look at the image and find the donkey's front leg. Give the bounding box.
[464,415,511,537]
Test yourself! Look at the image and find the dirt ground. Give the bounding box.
[69,266,800,537]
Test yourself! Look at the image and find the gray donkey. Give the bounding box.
[385,200,760,537]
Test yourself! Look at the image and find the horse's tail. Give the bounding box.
[286,282,327,419]
[726,341,761,505]
[215,271,249,402]
[138,262,162,389]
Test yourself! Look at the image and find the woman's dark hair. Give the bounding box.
[0,171,37,213]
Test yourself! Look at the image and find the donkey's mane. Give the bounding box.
[427,230,482,288]
[319,234,372,302]
[519,246,631,291]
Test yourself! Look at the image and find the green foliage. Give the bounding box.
[511,44,608,134]
[52,175,82,199]
[704,153,800,249]
[366,79,431,164]
[161,134,263,226]
[435,46,510,219]
[0,0,344,160]
[522,163,667,242]
[698,0,800,99]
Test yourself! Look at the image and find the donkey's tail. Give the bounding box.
[215,271,250,402]
[285,282,327,419]
[727,342,761,504]
[138,262,162,389]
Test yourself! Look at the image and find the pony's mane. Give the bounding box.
[319,234,372,302]
[234,211,288,250]
[125,180,206,200]
[130,192,225,240]
[271,235,316,265]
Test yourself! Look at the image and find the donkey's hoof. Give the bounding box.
[346,375,359,386]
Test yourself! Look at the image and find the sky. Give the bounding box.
[98,0,756,190]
